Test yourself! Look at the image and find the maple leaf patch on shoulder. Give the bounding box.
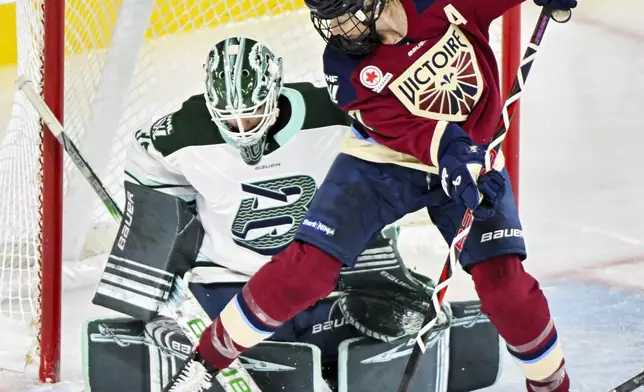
[360,65,393,94]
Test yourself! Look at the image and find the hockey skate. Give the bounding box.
[163,349,260,392]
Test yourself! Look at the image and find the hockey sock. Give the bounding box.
[198,241,343,370]
[470,255,570,392]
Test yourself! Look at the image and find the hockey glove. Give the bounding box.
[533,0,577,11]
[437,124,506,220]
[337,268,455,342]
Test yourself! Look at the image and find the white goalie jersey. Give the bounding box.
[124,82,352,282]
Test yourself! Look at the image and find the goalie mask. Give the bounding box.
[204,37,283,165]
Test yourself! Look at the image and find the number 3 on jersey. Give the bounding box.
[231,175,317,255]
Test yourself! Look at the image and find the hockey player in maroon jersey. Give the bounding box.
[165,1,579,392]
[309,1,579,391]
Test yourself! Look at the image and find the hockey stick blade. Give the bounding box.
[610,370,644,392]
[397,7,561,392]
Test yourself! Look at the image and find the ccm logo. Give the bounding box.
[480,229,523,243]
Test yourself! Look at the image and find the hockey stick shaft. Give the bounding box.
[15,76,123,222]
[610,370,644,392]
[397,8,558,391]
[16,77,263,391]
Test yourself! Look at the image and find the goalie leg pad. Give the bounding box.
[84,316,199,392]
[84,317,157,392]
[338,332,450,392]
[447,300,502,392]
[93,182,204,321]
[243,341,325,392]
[84,316,327,392]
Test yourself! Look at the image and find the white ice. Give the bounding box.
[0,0,643,390]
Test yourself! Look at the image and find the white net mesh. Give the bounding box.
[0,0,44,322]
[0,0,508,372]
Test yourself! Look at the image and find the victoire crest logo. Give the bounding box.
[389,25,483,122]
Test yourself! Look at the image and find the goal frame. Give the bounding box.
[34,2,522,383]
[502,5,522,202]
[40,0,64,383]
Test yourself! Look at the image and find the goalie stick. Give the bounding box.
[16,76,262,392]
[16,75,122,222]
[397,7,571,392]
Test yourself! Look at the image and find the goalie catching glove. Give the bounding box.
[335,232,450,342]
[335,277,451,343]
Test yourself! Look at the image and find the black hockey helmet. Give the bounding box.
[305,0,388,55]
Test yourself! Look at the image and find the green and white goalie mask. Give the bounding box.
[204,37,283,165]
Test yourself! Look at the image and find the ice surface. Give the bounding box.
[1,0,644,390]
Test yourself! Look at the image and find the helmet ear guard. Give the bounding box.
[203,36,283,165]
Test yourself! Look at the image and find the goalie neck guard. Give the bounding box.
[305,0,388,55]
[204,36,284,165]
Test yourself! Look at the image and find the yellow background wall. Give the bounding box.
[0,0,305,67]
[0,2,17,66]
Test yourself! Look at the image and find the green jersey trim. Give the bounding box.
[149,83,348,158]
[273,87,306,147]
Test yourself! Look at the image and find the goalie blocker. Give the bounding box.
[92,182,204,321]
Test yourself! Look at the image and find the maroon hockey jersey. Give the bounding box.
[323,0,525,168]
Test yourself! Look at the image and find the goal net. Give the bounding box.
[0,0,520,383]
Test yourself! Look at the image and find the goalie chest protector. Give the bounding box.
[146,83,351,277]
